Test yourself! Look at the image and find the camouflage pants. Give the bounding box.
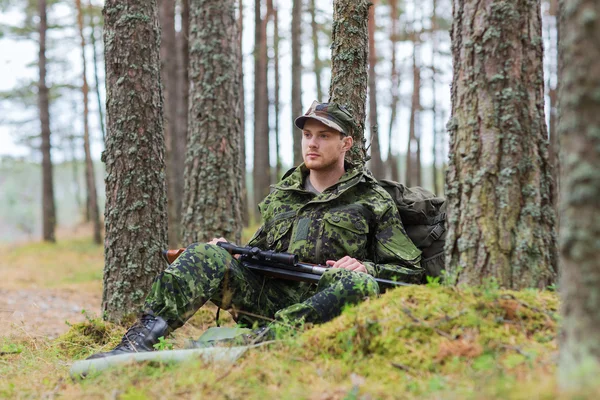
[145,243,379,329]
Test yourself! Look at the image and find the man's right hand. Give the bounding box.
[208,237,228,245]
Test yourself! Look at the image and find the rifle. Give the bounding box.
[161,242,410,289]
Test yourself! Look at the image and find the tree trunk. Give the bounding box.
[88,0,106,144]
[253,0,270,223]
[387,0,400,182]
[431,0,440,194]
[367,0,384,179]
[445,0,557,289]
[102,0,168,324]
[38,0,56,243]
[176,0,190,238]
[76,0,101,245]
[406,46,422,187]
[310,0,323,101]
[68,134,83,217]
[237,0,249,226]
[557,0,600,390]
[181,0,243,245]
[159,0,182,247]
[291,0,303,166]
[546,0,559,218]
[270,1,282,181]
[329,0,370,165]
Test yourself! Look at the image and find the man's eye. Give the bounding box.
[319,134,328,139]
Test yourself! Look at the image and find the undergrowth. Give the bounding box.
[2,283,596,399]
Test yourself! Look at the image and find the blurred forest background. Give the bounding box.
[0,0,558,243]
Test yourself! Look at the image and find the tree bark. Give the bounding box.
[367,0,384,179]
[76,0,101,245]
[329,0,370,165]
[253,0,270,223]
[176,0,190,238]
[431,0,440,194]
[88,0,106,144]
[181,0,243,245]
[269,1,282,181]
[159,0,182,247]
[102,0,168,323]
[310,0,323,101]
[387,0,400,182]
[291,0,303,166]
[237,0,249,226]
[406,46,422,187]
[557,0,600,390]
[445,0,557,289]
[38,0,56,243]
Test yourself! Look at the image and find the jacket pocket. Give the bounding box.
[264,212,295,252]
[320,210,369,261]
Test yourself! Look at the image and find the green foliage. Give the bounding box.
[152,336,174,351]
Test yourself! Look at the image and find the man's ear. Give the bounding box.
[342,135,353,151]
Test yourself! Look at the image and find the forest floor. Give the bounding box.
[0,232,597,399]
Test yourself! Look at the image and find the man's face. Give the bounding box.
[301,119,352,171]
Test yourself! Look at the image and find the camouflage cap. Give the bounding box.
[294,100,355,136]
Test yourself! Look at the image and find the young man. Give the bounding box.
[88,101,422,358]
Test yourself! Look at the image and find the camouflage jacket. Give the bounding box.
[247,163,423,283]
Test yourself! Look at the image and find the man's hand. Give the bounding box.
[208,237,228,245]
[326,256,367,273]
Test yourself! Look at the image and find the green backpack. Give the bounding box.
[378,180,447,281]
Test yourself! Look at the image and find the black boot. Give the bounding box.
[87,312,170,359]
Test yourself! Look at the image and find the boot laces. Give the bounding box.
[116,314,157,351]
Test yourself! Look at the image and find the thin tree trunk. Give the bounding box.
[546,0,559,218]
[102,0,168,323]
[237,0,249,226]
[387,0,400,182]
[76,0,101,245]
[272,2,282,180]
[176,0,190,238]
[68,134,83,217]
[431,0,439,194]
[38,0,56,243]
[310,0,323,101]
[291,0,303,166]
[557,0,600,390]
[367,0,384,179]
[181,0,243,244]
[159,0,181,247]
[445,0,556,289]
[253,0,270,222]
[88,0,106,144]
[407,45,421,187]
[329,0,370,165]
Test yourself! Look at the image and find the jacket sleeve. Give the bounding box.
[362,204,423,283]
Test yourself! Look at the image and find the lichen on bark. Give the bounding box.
[445,0,557,289]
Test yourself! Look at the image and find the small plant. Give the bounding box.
[153,336,174,351]
[426,275,442,288]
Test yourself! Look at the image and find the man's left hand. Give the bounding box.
[326,256,367,273]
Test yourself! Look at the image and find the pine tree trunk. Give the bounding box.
[367,0,384,179]
[387,0,400,182]
[237,0,249,227]
[181,0,243,245]
[159,0,182,247]
[431,0,440,194]
[329,0,370,165]
[68,135,83,216]
[102,0,168,323]
[76,0,101,245]
[446,0,557,289]
[271,2,282,180]
[38,0,56,243]
[558,0,600,389]
[88,0,106,144]
[310,0,323,101]
[406,46,421,187]
[291,0,303,166]
[176,0,190,237]
[253,0,270,222]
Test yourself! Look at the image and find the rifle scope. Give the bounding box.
[217,242,298,265]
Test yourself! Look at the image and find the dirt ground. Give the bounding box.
[0,287,102,339]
